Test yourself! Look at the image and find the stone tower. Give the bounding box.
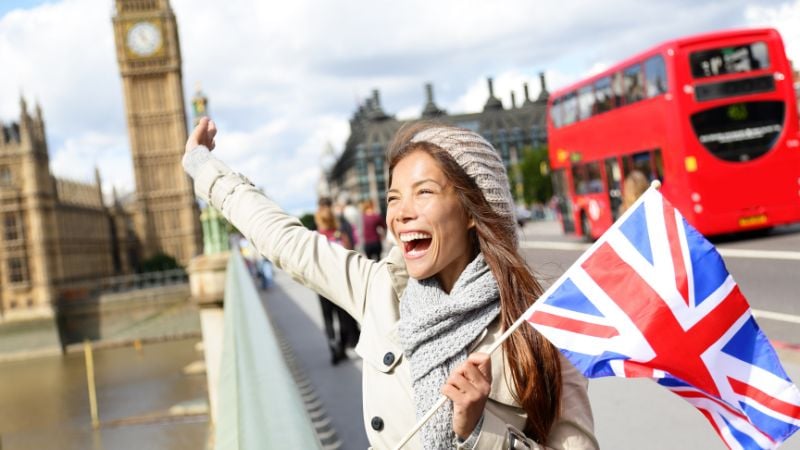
[0,98,58,318]
[111,0,201,266]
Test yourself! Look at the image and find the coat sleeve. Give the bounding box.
[190,150,375,322]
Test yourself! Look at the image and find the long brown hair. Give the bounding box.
[387,122,562,442]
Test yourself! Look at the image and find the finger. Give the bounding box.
[208,119,218,140]
[188,117,209,149]
[194,116,210,139]
[467,352,492,379]
[461,361,489,384]
[460,365,491,397]
[441,382,461,401]
[209,139,216,151]
[446,369,480,395]
[443,375,483,405]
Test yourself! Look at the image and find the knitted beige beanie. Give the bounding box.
[410,127,515,222]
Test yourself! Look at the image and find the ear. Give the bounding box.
[467,215,476,229]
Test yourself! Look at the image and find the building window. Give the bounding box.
[4,213,19,241]
[8,257,29,283]
[0,166,10,185]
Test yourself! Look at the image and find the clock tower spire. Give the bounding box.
[111,0,201,267]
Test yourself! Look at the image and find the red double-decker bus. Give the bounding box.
[547,28,800,239]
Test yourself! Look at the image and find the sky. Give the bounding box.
[1,0,799,215]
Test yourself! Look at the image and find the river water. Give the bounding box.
[0,338,209,449]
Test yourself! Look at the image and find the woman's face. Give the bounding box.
[387,149,473,292]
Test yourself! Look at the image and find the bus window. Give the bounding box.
[551,169,575,233]
[550,97,563,128]
[604,157,623,220]
[690,41,770,79]
[611,72,625,107]
[653,148,664,181]
[563,92,578,126]
[578,85,594,120]
[623,152,648,179]
[623,64,645,104]
[573,161,604,195]
[594,77,613,113]
[623,150,664,182]
[644,55,668,97]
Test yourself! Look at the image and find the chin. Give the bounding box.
[405,264,434,281]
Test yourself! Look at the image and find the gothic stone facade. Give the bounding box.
[326,75,551,215]
[0,100,123,320]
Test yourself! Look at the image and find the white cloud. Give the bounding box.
[49,130,133,196]
[746,0,800,66]
[0,0,123,135]
[1,0,796,215]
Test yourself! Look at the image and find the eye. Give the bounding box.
[386,195,398,204]
[417,188,434,195]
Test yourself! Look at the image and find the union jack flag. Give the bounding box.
[526,187,800,449]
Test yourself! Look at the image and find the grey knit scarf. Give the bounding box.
[397,254,500,449]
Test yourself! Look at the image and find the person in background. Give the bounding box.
[315,197,360,364]
[184,118,597,449]
[258,257,273,290]
[620,169,649,214]
[338,194,362,254]
[360,199,386,261]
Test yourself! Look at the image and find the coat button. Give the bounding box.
[382,352,395,366]
[371,416,384,431]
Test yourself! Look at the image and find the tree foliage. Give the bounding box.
[516,145,553,205]
[299,212,316,230]
[138,252,181,273]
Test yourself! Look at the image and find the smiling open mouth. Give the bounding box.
[400,232,432,257]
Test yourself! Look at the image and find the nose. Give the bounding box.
[393,197,416,223]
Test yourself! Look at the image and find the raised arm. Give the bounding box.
[183,118,376,321]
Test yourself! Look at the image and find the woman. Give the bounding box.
[183,118,597,449]
[315,197,361,364]
[360,199,386,261]
[620,169,649,214]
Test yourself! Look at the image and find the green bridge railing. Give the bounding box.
[214,249,321,450]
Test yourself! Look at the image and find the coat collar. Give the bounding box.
[385,246,408,301]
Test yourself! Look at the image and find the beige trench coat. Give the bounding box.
[192,154,599,450]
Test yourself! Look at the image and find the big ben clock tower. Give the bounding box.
[112,0,201,266]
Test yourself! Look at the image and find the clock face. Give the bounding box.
[126,21,162,57]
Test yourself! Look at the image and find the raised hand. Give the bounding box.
[186,116,218,153]
[441,352,492,440]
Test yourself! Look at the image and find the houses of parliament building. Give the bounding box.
[0,0,201,321]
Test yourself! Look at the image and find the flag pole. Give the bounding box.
[393,181,664,449]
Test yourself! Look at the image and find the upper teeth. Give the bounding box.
[399,232,431,242]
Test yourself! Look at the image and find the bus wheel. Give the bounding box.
[580,212,593,242]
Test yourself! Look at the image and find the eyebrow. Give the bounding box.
[387,178,443,194]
